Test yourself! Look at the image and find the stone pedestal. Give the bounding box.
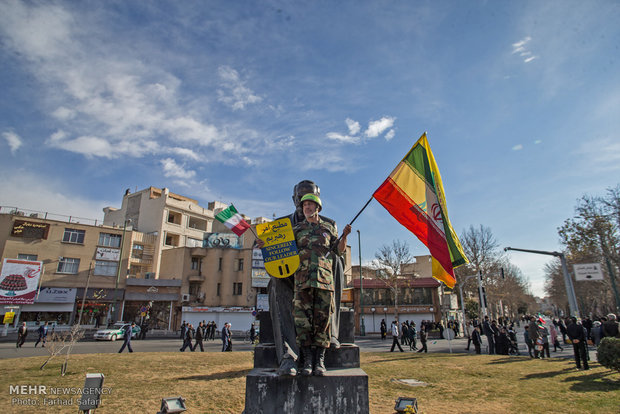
[244,310,369,414]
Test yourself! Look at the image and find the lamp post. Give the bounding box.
[357,230,365,336]
[505,247,580,318]
[111,219,131,323]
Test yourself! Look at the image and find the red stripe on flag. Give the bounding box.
[373,178,456,283]
[231,220,251,237]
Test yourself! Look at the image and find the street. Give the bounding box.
[0,334,592,361]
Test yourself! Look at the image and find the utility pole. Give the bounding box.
[357,230,365,336]
[504,247,580,318]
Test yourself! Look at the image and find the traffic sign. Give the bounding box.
[573,263,604,281]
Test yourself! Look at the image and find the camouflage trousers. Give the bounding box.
[293,287,334,348]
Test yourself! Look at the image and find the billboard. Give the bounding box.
[96,247,120,261]
[0,259,43,304]
[11,220,50,239]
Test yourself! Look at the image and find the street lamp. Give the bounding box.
[111,219,132,323]
[357,230,365,336]
[504,247,580,318]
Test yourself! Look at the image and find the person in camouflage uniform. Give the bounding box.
[293,193,351,376]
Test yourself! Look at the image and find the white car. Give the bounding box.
[93,322,141,341]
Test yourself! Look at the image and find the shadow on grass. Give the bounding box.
[564,370,620,393]
[177,369,250,382]
[363,352,468,365]
[522,367,575,379]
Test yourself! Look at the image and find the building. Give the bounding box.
[349,255,442,334]
[103,187,220,279]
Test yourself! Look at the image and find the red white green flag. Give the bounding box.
[372,133,468,288]
[215,204,251,236]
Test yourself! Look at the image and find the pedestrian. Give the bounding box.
[250,324,256,344]
[417,327,428,353]
[380,319,387,340]
[140,321,148,340]
[221,322,231,352]
[523,326,534,358]
[566,317,589,370]
[16,322,28,348]
[538,323,550,358]
[194,321,205,352]
[558,318,568,343]
[464,322,472,351]
[34,322,49,348]
[496,327,510,355]
[180,321,187,340]
[549,323,563,351]
[390,320,404,352]
[591,320,603,346]
[401,322,409,347]
[482,316,495,355]
[118,322,135,353]
[472,325,482,354]
[528,316,541,358]
[408,323,417,350]
[602,313,619,338]
[211,322,217,340]
[180,323,195,352]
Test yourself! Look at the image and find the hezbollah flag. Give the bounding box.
[373,133,468,288]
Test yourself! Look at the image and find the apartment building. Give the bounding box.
[103,187,220,279]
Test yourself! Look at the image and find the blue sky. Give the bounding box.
[1,1,619,297]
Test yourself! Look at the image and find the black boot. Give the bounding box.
[313,347,327,376]
[300,347,313,376]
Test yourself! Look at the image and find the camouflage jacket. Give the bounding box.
[293,218,339,291]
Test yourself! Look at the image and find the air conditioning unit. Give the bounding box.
[145,272,155,279]
[181,293,190,302]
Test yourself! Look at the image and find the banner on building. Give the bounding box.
[205,233,242,249]
[96,247,120,261]
[11,220,50,239]
[252,268,270,288]
[0,259,43,304]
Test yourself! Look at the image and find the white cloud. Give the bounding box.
[512,36,537,63]
[3,131,23,154]
[0,170,110,222]
[365,116,396,138]
[170,147,201,161]
[217,66,262,110]
[161,158,196,179]
[534,140,542,144]
[326,132,359,143]
[512,144,523,151]
[346,118,360,135]
[385,129,395,141]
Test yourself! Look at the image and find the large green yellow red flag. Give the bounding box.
[373,133,468,288]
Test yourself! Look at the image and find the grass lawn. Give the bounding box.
[1,352,618,413]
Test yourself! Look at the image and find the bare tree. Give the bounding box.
[372,240,414,319]
[40,324,85,375]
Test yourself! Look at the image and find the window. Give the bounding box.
[237,259,244,271]
[94,260,118,276]
[63,228,85,244]
[17,254,38,261]
[233,282,243,296]
[131,244,144,259]
[216,283,221,296]
[191,257,200,271]
[98,232,121,248]
[218,257,223,271]
[57,257,80,274]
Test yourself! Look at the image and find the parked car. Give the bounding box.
[93,322,141,341]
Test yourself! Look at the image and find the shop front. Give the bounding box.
[122,278,181,331]
[73,287,124,327]
[181,306,255,334]
[14,287,77,327]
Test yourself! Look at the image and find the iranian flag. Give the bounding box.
[215,204,251,236]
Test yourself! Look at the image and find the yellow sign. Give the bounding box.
[3,312,15,324]
[257,218,300,278]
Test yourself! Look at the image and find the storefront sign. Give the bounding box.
[0,259,43,304]
[3,311,15,324]
[96,247,120,261]
[341,288,353,302]
[11,220,50,239]
[256,294,269,311]
[36,287,77,303]
[252,268,270,288]
[252,249,264,260]
[398,306,433,313]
